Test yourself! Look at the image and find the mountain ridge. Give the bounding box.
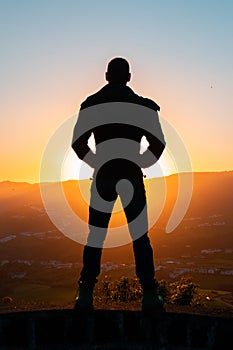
[1,169,233,185]
[0,171,232,296]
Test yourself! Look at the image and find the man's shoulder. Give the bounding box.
[80,85,160,112]
[131,92,160,112]
[80,91,105,110]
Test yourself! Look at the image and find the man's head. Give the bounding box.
[106,57,131,84]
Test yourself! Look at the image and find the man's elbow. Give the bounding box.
[153,140,166,160]
[72,141,84,160]
[159,141,166,158]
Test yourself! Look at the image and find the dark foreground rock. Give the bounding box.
[0,309,232,349]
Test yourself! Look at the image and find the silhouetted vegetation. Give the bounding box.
[96,275,200,306]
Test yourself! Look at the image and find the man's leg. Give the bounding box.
[75,178,115,310]
[132,234,157,289]
[78,206,112,289]
[121,177,157,289]
[120,177,164,311]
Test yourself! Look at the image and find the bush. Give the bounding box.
[96,275,199,306]
[96,276,142,303]
[168,276,199,305]
[112,276,142,302]
[157,280,170,303]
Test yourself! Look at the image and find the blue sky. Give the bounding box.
[1,0,233,182]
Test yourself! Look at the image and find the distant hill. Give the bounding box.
[0,171,233,294]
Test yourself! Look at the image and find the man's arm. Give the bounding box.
[71,109,96,168]
[139,111,166,168]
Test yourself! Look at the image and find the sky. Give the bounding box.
[1,0,233,183]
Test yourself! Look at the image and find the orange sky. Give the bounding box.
[1,78,232,183]
[1,1,232,183]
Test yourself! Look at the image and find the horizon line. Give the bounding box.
[1,169,233,185]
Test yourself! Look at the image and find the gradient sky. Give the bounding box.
[1,0,233,183]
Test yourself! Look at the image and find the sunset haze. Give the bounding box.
[1,0,233,183]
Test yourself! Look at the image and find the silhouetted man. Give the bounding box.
[72,57,166,312]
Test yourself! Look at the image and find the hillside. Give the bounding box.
[0,171,233,309]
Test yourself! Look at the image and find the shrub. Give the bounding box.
[97,275,199,306]
[157,280,170,303]
[169,276,199,305]
[112,276,141,302]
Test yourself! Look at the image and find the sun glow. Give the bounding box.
[61,140,177,182]
[60,145,176,229]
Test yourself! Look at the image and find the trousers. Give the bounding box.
[79,168,157,290]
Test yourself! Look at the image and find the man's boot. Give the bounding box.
[74,287,94,312]
[141,288,165,313]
